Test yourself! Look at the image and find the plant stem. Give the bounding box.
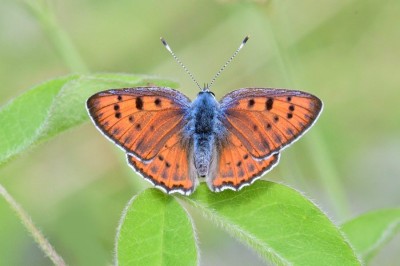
[306,132,351,219]
[261,7,350,220]
[0,183,66,266]
[23,0,88,73]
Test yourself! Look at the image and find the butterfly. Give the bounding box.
[86,37,323,195]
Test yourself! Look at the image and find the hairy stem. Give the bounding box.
[0,183,66,266]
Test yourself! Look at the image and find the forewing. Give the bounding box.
[209,133,280,192]
[220,88,322,159]
[86,87,191,160]
[128,139,198,195]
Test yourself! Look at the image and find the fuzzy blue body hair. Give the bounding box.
[183,92,226,177]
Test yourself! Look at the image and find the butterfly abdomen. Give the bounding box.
[193,134,214,177]
[190,92,223,177]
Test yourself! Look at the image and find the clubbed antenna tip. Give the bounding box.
[160,37,169,50]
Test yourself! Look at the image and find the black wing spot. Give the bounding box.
[266,98,274,110]
[129,116,134,123]
[154,98,162,107]
[243,154,249,160]
[135,124,141,130]
[248,99,255,108]
[114,104,120,111]
[289,105,295,111]
[165,162,171,168]
[253,125,258,131]
[115,112,121,119]
[136,97,144,110]
[236,161,242,167]
[158,155,164,161]
[117,95,122,101]
[287,96,292,102]
[266,123,272,130]
[150,125,155,131]
[274,116,279,123]
[287,113,293,119]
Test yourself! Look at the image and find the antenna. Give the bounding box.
[208,36,249,90]
[160,37,202,91]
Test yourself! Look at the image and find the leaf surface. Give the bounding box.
[116,189,198,266]
[185,182,360,266]
[341,208,400,263]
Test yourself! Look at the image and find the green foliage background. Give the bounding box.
[0,0,399,265]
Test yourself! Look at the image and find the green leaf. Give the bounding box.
[184,181,360,266]
[0,74,178,166]
[116,189,198,266]
[341,208,400,263]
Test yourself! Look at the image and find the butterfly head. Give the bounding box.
[199,83,216,97]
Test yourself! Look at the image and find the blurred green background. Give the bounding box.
[1,0,399,265]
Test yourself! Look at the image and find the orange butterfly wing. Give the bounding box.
[86,87,190,160]
[87,87,198,194]
[219,88,323,159]
[127,139,198,195]
[209,133,280,192]
[209,88,322,191]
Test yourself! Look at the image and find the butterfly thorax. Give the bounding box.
[187,91,225,178]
